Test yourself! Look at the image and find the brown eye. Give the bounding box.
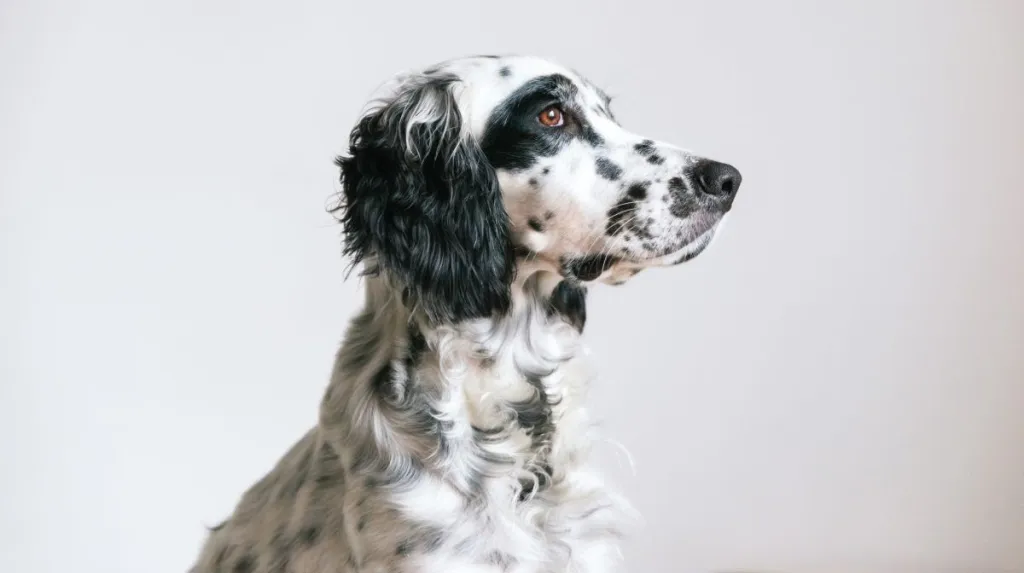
[538,105,564,127]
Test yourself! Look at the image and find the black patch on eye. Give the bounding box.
[499,66,511,77]
[595,157,622,181]
[482,74,600,171]
[627,181,649,199]
[634,140,656,156]
[647,154,665,165]
[528,217,544,232]
[547,280,587,332]
[561,254,617,281]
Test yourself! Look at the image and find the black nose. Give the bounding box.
[692,160,742,205]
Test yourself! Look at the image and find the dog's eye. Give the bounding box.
[538,105,564,127]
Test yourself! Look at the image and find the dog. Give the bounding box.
[190,54,741,573]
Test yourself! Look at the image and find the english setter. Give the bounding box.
[190,54,742,573]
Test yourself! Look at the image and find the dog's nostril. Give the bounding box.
[693,160,742,199]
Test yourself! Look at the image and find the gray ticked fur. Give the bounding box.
[189,271,635,573]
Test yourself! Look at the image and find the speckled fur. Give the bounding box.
[191,273,633,573]
[190,54,741,573]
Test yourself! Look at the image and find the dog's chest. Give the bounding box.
[381,466,626,573]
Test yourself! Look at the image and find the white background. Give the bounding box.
[2,1,1022,572]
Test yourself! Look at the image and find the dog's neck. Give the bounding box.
[320,267,596,500]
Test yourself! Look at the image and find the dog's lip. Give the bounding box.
[637,223,719,267]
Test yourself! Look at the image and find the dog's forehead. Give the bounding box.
[438,56,602,137]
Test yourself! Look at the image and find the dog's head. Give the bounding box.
[336,55,742,323]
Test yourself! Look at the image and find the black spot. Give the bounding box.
[528,177,538,187]
[647,154,665,165]
[581,125,604,147]
[356,516,367,531]
[668,177,699,218]
[547,280,587,332]
[313,443,343,488]
[541,167,550,175]
[626,181,649,200]
[527,217,544,232]
[606,197,636,236]
[561,254,617,281]
[232,554,255,573]
[544,210,554,220]
[634,139,656,156]
[486,550,517,570]
[396,539,414,556]
[298,525,320,546]
[418,526,447,552]
[498,66,511,77]
[595,157,622,181]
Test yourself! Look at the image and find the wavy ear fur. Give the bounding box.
[335,73,514,324]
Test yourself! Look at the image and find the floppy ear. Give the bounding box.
[335,73,514,324]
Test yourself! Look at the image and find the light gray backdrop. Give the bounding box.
[2,1,1022,572]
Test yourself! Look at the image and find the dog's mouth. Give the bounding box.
[593,221,723,284]
[658,223,720,266]
[626,215,723,266]
[520,216,725,283]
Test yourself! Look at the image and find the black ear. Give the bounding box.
[335,73,514,324]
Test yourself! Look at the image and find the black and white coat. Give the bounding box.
[191,55,742,573]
